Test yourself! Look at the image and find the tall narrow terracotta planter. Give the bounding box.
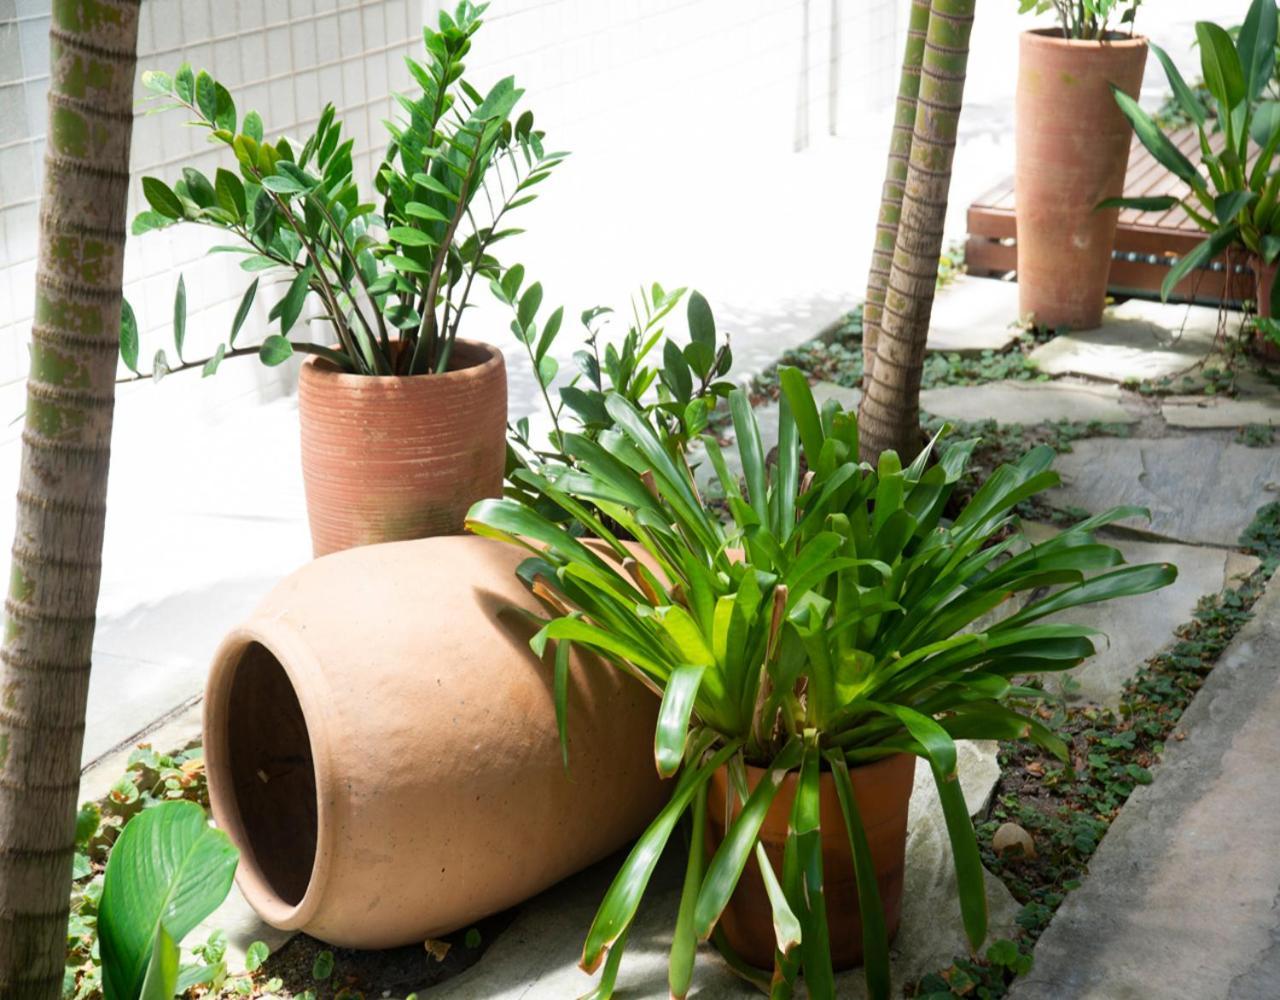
[706,754,916,970]
[298,339,506,557]
[1015,30,1148,331]
[203,534,667,949]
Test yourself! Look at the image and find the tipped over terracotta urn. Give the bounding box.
[203,534,667,948]
[297,339,507,557]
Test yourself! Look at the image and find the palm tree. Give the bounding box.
[862,0,932,380]
[859,0,975,462]
[0,0,139,995]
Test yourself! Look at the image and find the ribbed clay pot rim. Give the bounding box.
[203,620,335,930]
[732,751,912,789]
[1021,27,1147,51]
[299,337,504,388]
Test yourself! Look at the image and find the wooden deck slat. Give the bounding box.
[966,125,1241,303]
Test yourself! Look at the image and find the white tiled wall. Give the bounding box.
[0,0,899,390]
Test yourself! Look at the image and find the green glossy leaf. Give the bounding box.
[693,740,802,939]
[581,741,742,972]
[138,925,179,1000]
[519,282,544,330]
[655,665,704,778]
[194,69,217,122]
[387,225,435,247]
[1161,226,1240,302]
[259,335,293,367]
[120,299,139,374]
[1111,87,1203,191]
[229,278,258,347]
[99,801,238,1000]
[1198,21,1247,113]
[687,290,715,349]
[202,343,226,378]
[1151,42,1206,127]
[1096,195,1180,213]
[242,109,264,143]
[259,174,306,195]
[404,201,451,224]
[827,753,890,1000]
[1237,0,1278,102]
[1214,190,1256,224]
[142,177,184,220]
[173,275,187,362]
[174,63,194,104]
[214,168,246,218]
[269,265,312,335]
[669,791,706,999]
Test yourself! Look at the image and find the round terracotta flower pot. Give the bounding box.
[202,534,668,949]
[298,339,507,557]
[1015,30,1148,331]
[1251,255,1280,360]
[706,753,916,970]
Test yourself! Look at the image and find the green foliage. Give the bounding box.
[1015,0,1143,40]
[467,376,1175,998]
[503,283,735,501]
[1107,0,1280,307]
[914,499,1280,998]
[127,2,563,379]
[98,801,238,1000]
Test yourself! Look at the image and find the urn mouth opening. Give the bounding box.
[206,637,328,927]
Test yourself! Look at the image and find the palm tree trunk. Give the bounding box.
[862,0,932,380]
[858,0,974,462]
[0,0,139,996]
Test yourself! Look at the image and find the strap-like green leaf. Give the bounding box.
[826,752,891,1000]
[1161,226,1241,302]
[656,665,705,778]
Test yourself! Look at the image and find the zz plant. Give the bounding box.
[467,373,1175,998]
[1017,0,1143,40]
[1104,0,1280,309]
[127,2,561,378]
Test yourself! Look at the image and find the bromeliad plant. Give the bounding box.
[1017,0,1143,40]
[467,371,1175,998]
[127,1,562,378]
[1103,0,1280,309]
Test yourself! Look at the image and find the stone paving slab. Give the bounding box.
[1047,436,1280,546]
[421,742,1016,999]
[1010,578,1280,1000]
[1161,392,1280,429]
[1020,525,1258,706]
[920,379,1139,426]
[926,276,1024,355]
[1029,299,1232,383]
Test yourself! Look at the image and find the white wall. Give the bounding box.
[0,0,900,393]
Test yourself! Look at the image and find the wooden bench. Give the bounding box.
[966,127,1253,305]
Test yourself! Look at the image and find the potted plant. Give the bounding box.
[1014,0,1148,330]
[125,1,564,555]
[467,373,1175,997]
[1104,0,1280,347]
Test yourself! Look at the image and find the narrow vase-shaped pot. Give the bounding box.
[1015,30,1148,331]
[706,754,916,970]
[298,339,506,557]
[203,534,668,948]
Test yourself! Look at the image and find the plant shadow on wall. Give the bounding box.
[467,374,1175,999]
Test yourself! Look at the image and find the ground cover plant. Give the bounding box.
[908,500,1280,998]
[468,373,1174,998]
[126,1,562,378]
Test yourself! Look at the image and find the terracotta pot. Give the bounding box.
[202,534,668,948]
[1251,256,1280,361]
[1015,30,1148,331]
[298,339,506,557]
[706,754,916,970]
